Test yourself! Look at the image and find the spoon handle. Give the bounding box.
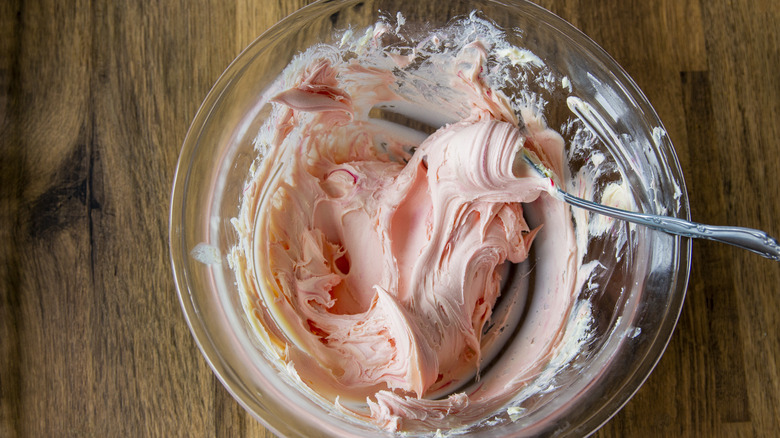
[559,191,780,261]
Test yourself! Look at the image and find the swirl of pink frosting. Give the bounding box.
[234,40,576,431]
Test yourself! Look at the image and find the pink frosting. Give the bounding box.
[234,41,579,432]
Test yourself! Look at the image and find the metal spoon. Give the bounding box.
[521,149,780,261]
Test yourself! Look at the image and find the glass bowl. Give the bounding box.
[169,0,691,436]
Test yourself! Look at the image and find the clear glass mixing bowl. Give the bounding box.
[169,0,691,436]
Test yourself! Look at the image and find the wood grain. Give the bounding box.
[1,0,778,436]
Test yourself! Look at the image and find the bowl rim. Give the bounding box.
[169,0,693,436]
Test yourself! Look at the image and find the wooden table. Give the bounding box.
[1,1,778,436]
